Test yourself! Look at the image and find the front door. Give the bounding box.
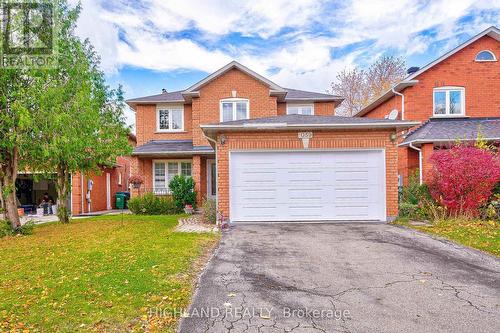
[207,160,217,199]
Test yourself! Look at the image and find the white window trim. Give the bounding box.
[433,86,465,117]
[156,105,184,132]
[152,159,192,189]
[286,103,315,115]
[219,98,250,122]
[474,50,497,62]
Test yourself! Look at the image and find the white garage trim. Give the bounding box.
[229,149,387,223]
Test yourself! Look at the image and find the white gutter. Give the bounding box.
[409,143,423,185]
[201,121,420,131]
[391,87,405,120]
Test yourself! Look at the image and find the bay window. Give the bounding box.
[220,99,249,122]
[153,160,192,192]
[433,87,465,116]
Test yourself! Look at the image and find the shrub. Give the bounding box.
[0,220,34,238]
[0,220,12,238]
[202,198,217,224]
[399,171,435,219]
[169,175,197,210]
[429,145,500,217]
[399,202,419,218]
[128,193,180,215]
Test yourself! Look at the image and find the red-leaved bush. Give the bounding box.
[429,145,500,216]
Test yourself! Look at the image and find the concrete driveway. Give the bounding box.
[179,223,500,333]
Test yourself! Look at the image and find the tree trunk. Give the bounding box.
[0,182,5,220]
[56,165,70,223]
[0,147,20,228]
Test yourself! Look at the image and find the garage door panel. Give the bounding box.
[230,151,385,222]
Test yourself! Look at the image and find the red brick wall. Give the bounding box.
[192,68,279,146]
[276,102,336,116]
[215,129,399,221]
[314,102,335,115]
[364,35,500,184]
[135,103,193,146]
[365,35,500,122]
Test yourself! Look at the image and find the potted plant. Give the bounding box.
[184,204,194,214]
[129,175,144,189]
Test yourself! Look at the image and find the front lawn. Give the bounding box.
[0,215,220,332]
[395,218,499,256]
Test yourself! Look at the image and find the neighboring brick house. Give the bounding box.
[127,61,417,223]
[70,134,137,214]
[355,26,500,185]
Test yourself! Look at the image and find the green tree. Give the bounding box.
[29,2,131,223]
[0,69,39,228]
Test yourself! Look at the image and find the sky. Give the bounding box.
[72,0,500,126]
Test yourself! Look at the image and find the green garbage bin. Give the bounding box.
[116,193,126,209]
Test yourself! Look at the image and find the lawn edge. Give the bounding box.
[176,231,222,332]
[391,223,500,258]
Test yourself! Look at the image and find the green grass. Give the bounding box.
[394,218,500,256]
[0,215,220,332]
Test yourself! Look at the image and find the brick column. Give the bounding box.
[71,172,83,215]
[130,156,141,198]
[192,155,203,205]
[421,143,434,184]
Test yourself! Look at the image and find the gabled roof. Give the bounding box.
[284,88,343,102]
[126,90,184,106]
[183,61,286,97]
[400,117,500,146]
[126,61,343,109]
[355,26,500,117]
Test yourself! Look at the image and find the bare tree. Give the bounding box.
[365,55,406,102]
[331,55,406,116]
[330,68,367,117]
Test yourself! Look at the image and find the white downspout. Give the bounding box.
[392,87,405,120]
[408,143,422,185]
[202,132,219,222]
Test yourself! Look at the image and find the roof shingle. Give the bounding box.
[133,140,213,155]
[402,117,500,145]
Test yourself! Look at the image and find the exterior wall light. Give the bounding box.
[219,134,226,145]
[390,133,397,142]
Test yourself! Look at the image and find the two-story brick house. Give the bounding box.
[127,61,417,223]
[355,26,500,185]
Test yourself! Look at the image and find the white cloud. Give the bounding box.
[74,0,500,92]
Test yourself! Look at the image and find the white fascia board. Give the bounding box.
[200,121,420,131]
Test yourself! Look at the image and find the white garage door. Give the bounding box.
[230,150,386,222]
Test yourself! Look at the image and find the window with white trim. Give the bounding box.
[475,50,496,62]
[433,87,465,116]
[220,99,249,122]
[286,104,314,115]
[157,107,184,132]
[153,161,192,189]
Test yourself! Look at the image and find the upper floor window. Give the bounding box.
[475,50,496,62]
[287,104,314,115]
[157,107,183,132]
[433,87,465,116]
[220,99,249,122]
